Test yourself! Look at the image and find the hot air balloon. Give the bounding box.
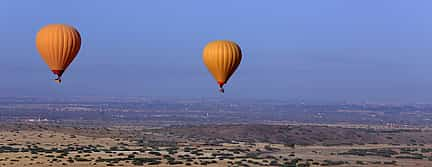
[203,40,242,93]
[36,24,81,83]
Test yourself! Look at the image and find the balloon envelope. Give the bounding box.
[202,40,242,92]
[36,24,81,81]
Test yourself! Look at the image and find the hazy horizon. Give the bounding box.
[2,0,432,103]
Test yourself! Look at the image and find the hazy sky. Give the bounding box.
[1,0,432,103]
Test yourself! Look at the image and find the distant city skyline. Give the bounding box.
[2,0,432,103]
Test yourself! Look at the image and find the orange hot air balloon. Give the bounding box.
[36,24,81,83]
[203,40,242,93]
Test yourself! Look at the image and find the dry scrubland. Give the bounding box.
[0,124,432,166]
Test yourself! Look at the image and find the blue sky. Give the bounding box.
[1,0,432,103]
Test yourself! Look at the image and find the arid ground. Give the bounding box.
[0,123,431,167]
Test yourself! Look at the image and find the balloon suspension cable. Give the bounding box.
[219,87,225,93]
[218,82,225,93]
[54,76,62,84]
